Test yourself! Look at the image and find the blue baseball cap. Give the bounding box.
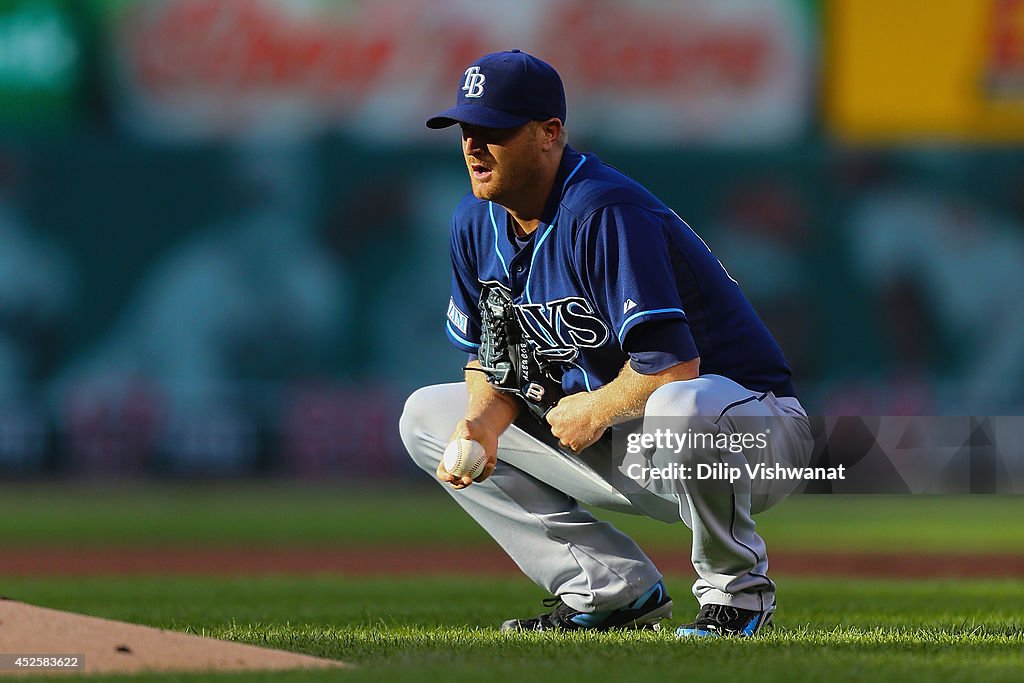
[426,49,566,130]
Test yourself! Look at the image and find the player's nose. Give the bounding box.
[460,125,485,153]
[463,133,483,155]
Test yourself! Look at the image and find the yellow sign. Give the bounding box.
[825,0,1024,142]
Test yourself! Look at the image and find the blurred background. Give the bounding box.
[0,0,1022,480]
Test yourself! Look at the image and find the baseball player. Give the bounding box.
[400,50,813,637]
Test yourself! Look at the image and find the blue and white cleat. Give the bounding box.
[500,580,673,632]
[675,602,775,638]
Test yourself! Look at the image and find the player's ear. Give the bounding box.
[538,118,563,151]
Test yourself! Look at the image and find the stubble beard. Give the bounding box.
[468,145,542,210]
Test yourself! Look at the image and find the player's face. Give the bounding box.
[460,122,545,206]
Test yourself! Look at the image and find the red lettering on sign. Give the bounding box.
[987,0,1024,95]
[545,1,773,94]
[122,0,395,97]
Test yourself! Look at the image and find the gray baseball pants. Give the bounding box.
[399,374,813,614]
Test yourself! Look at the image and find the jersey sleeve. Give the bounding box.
[576,203,698,361]
[446,214,482,353]
[623,318,698,374]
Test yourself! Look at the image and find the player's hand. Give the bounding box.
[437,419,498,489]
[546,392,608,453]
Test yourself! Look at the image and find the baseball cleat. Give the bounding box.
[500,580,672,632]
[675,601,776,638]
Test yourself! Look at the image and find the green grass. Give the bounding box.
[0,483,1021,552]
[2,484,1022,681]
[1,575,1022,682]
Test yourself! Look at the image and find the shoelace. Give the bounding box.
[525,597,576,629]
[697,604,742,626]
[506,599,554,631]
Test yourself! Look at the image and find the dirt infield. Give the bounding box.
[3,546,1023,578]
[0,600,347,676]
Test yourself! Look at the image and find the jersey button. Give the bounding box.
[515,266,524,273]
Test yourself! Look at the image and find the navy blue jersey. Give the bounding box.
[444,145,795,398]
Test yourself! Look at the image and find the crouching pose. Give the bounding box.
[401,50,813,637]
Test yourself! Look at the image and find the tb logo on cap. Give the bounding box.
[462,66,486,98]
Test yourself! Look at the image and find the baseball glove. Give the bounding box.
[468,285,565,422]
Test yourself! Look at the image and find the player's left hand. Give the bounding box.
[546,392,608,453]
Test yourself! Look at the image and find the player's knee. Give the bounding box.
[645,377,722,420]
[645,379,722,468]
[399,386,444,471]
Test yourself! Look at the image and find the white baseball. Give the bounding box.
[443,439,488,479]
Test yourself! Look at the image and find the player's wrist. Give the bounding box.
[462,405,515,441]
[578,390,615,431]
